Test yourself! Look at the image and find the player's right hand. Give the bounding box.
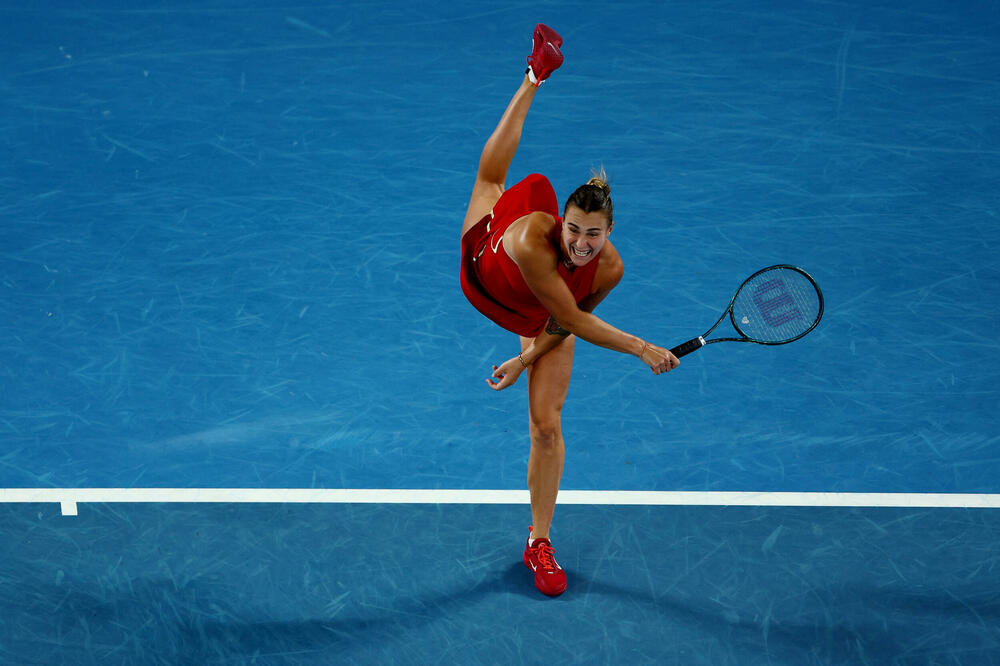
[639,342,679,375]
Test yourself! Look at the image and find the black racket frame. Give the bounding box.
[669,264,824,359]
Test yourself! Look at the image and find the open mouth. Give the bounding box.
[571,246,592,258]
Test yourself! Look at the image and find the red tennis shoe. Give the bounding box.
[523,527,567,596]
[525,23,563,86]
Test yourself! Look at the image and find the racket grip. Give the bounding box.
[669,336,705,359]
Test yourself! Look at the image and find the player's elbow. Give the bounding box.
[554,309,589,336]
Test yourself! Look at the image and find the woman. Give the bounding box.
[460,24,679,596]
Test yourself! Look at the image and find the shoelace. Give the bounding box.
[535,542,557,571]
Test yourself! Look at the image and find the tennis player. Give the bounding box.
[460,24,679,596]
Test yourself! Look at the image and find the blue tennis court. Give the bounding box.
[2,1,999,663]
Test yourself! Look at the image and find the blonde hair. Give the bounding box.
[586,167,611,196]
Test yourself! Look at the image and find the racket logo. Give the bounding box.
[751,278,802,327]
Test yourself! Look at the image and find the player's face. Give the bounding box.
[561,206,612,267]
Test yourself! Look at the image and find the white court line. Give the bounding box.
[2,489,1000,515]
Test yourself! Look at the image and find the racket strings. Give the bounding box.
[732,268,822,343]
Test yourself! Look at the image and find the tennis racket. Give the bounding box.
[669,264,824,358]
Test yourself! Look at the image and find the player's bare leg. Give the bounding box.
[462,77,539,238]
[462,24,563,238]
[522,333,573,539]
[520,333,572,596]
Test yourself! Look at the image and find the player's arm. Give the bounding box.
[519,245,623,364]
[512,214,644,356]
[486,280,636,390]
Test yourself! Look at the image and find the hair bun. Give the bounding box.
[586,168,611,195]
[586,177,610,195]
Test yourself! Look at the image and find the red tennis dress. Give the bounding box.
[460,173,601,337]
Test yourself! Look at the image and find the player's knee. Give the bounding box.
[474,171,505,196]
[529,414,562,450]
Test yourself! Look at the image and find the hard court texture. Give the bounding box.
[2,1,999,664]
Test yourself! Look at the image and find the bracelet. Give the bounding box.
[518,352,529,369]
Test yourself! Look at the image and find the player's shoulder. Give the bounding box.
[598,239,623,278]
[505,212,558,266]
[508,211,557,249]
[523,210,557,230]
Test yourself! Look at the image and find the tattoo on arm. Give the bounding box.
[545,316,571,337]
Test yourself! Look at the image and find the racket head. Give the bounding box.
[728,265,824,344]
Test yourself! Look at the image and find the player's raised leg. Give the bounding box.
[461,79,537,237]
[461,24,564,237]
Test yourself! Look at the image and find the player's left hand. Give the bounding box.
[486,356,526,391]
